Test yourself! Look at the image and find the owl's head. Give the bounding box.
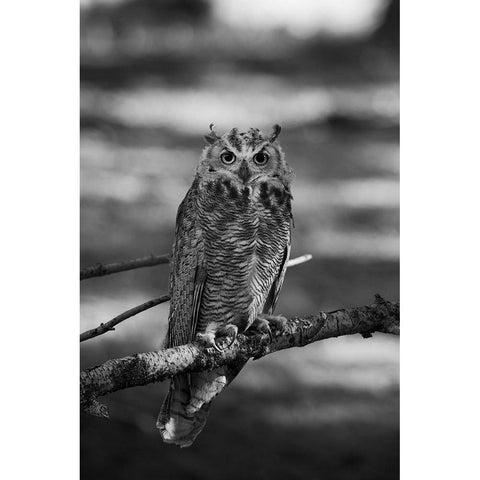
[197,124,293,187]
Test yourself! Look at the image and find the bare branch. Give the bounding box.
[80,296,170,343]
[80,254,171,281]
[80,253,312,281]
[286,254,313,267]
[80,295,399,417]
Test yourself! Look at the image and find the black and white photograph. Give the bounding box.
[5,2,480,480]
[79,1,399,479]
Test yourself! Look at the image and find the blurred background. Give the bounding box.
[80,0,399,479]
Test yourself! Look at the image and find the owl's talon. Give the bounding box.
[214,324,238,350]
[248,317,273,342]
[262,314,288,335]
[251,314,288,340]
[213,339,227,351]
[196,331,222,352]
[197,325,238,352]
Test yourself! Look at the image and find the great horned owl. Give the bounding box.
[157,124,294,447]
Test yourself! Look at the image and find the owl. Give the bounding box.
[157,124,294,447]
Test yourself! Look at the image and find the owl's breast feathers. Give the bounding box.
[166,175,292,347]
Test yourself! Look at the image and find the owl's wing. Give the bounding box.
[190,265,207,339]
[166,181,207,347]
[158,182,211,446]
[262,232,291,315]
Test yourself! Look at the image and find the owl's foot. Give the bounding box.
[196,331,222,352]
[214,324,238,350]
[250,314,288,341]
[196,325,238,352]
[248,317,272,341]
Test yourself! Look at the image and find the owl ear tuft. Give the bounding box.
[269,124,281,142]
[204,123,220,144]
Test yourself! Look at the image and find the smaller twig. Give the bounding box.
[80,296,170,343]
[80,254,171,281]
[286,254,313,268]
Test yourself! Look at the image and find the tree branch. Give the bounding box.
[286,253,312,267]
[80,296,171,343]
[80,295,399,417]
[80,254,171,280]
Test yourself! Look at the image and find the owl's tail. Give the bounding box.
[157,365,245,447]
[157,374,210,448]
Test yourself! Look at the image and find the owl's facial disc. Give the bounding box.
[200,127,288,186]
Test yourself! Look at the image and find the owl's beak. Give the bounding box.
[237,159,252,184]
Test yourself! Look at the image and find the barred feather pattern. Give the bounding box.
[196,176,291,332]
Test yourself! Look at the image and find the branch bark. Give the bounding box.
[80,295,399,417]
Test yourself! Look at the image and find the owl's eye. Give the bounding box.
[220,151,236,165]
[253,151,270,166]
